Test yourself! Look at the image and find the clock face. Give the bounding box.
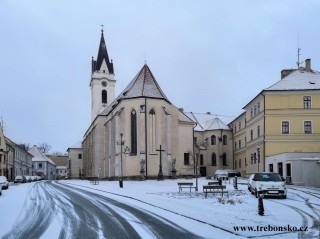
[101,81,107,87]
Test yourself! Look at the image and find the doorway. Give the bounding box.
[278,162,283,176]
[200,167,206,177]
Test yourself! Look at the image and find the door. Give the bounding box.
[200,167,206,177]
[278,162,283,176]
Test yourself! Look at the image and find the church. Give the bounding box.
[82,29,196,180]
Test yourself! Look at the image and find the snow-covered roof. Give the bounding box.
[28,146,55,165]
[265,68,320,91]
[68,141,82,149]
[185,112,231,131]
[100,64,170,116]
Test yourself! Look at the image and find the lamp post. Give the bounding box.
[117,133,131,188]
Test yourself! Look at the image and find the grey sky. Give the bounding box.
[1,0,319,153]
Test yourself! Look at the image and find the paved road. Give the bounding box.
[2,181,204,239]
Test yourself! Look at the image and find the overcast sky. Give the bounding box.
[1,0,320,153]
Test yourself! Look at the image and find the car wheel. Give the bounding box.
[282,195,287,199]
[248,187,251,192]
[255,190,259,198]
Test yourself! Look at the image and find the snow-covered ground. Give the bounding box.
[0,177,319,238]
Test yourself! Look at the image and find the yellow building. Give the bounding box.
[230,59,320,187]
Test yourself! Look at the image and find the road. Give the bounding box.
[2,181,207,239]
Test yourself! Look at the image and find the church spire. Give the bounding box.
[92,27,114,74]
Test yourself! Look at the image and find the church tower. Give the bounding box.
[90,28,116,121]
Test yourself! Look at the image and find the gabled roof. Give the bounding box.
[28,146,55,165]
[265,68,320,91]
[185,112,231,131]
[92,30,114,74]
[47,155,68,167]
[100,64,170,116]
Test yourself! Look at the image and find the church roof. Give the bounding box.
[265,68,320,91]
[100,64,170,116]
[185,112,231,131]
[92,30,114,74]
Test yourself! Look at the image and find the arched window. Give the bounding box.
[211,135,216,145]
[222,153,227,166]
[211,153,217,166]
[149,109,156,153]
[223,135,227,145]
[131,110,137,155]
[102,90,107,103]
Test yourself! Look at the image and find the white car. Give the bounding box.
[0,176,9,190]
[250,172,287,199]
[247,174,255,192]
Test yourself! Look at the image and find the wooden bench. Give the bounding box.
[88,177,100,185]
[178,182,196,192]
[208,181,219,186]
[203,185,227,198]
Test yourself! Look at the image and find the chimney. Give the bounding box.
[281,69,294,79]
[305,59,311,72]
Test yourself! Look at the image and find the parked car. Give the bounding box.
[214,169,241,179]
[25,176,32,183]
[249,172,287,199]
[247,174,255,192]
[14,175,26,183]
[0,176,9,189]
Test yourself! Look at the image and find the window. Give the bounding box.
[184,153,190,165]
[211,153,217,166]
[222,135,227,145]
[254,153,257,164]
[78,154,82,159]
[254,105,257,116]
[257,102,260,113]
[39,163,43,168]
[257,125,260,137]
[250,108,253,118]
[282,121,289,134]
[200,155,203,165]
[149,109,156,153]
[131,110,137,155]
[234,142,237,150]
[250,130,253,140]
[102,90,107,104]
[234,125,237,133]
[239,140,241,149]
[239,159,241,168]
[303,96,311,109]
[222,153,227,166]
[304,121,312,134]
[211,135,216,145]
[193,137,197,145]
[251,154,253,165]
[269,164,273,172]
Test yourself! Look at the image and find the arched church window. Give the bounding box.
[131,110,137,155]
[223,135,227,145]
[211,153,217,166]
[102,90,107,104]
[149,109,156,153]
[222,153,227,166]
[211,135,216,145]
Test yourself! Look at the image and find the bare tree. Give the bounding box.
[38,142,52,154]
[19,143,31,151]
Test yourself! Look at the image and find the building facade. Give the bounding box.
[67,142,83,179]
[29,145,56,180]
[82,30,195,179]
[230,59,320,187]
[185,112,233,177]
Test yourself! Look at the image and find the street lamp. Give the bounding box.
[117,133,131,188]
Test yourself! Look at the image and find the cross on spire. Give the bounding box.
[101,24,104,34]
